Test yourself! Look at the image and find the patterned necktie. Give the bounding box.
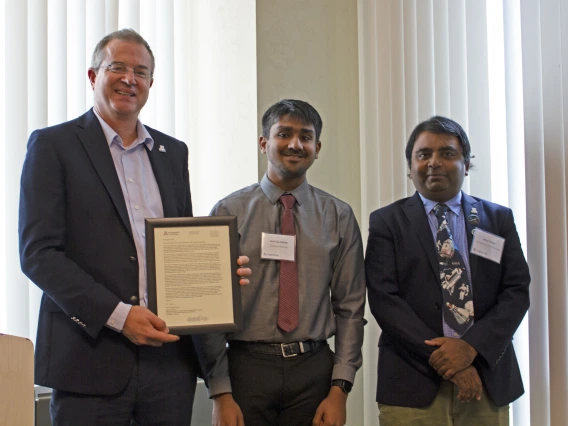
[278,194,299,332]
[434,204,474,334]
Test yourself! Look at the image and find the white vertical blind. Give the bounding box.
[3,0,29,340]
[67,0,86,120]
[0,0,8,334]
[503,3,530,425]
[0,0,258,345]
[358,1,568,425]
[522,0,568,424]
[48,0,67,125]
[86,0,106,109]
[154,0,174,135]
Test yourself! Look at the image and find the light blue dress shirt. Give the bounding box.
[93,110,164,332]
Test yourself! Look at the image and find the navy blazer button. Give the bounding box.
[130,295,139,305]
[434,303,441,310]
[129,256,137,262]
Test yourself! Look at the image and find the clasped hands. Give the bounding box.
[425,337,481,402]
[122,256,251,347]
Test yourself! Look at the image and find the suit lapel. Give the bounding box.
[401,192,439,279]
[76,110,133,238]
[462,192,481,284]
[145,131,177,218]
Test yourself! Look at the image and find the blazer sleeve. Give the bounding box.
[461,208,530,370]
[365,210,439,378]
[19,130,122,339]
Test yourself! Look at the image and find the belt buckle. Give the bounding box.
[280,343,298,358]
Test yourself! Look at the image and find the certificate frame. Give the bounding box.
[146,216,242,335]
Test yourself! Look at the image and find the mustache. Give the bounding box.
[282,149,306,157]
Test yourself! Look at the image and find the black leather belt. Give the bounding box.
[229,340,327,358]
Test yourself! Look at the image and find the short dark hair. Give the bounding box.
[261,99,323,142]
[90,28,155,72]
[405,116,473,167]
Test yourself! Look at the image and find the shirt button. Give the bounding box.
[134,205,139,210]
[128,178,133,183]
[142,233,146,237]
[129,256,137,263]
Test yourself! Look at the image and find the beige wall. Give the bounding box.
[256,0,362,224]
[256,2,364,425]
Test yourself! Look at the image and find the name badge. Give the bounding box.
[260,232,296,261]
[470,228,505,264]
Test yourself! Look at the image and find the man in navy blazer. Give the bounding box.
[19,29,249,425]
[365,116,530,425]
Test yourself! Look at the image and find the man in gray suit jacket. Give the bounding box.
[19,29,250,425]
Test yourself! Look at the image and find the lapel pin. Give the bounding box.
[159,145,166,153]
[468,207,480,225]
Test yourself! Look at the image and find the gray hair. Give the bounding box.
[90,28,155,72]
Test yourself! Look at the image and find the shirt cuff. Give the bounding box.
[106,302,132,332]
[331,363,357,385]
[207,376,232,398]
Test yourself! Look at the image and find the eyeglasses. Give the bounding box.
[98,62,153,79]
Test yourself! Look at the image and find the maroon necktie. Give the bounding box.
[278,194,299,332]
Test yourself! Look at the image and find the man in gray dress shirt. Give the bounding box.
[201,99,366,426]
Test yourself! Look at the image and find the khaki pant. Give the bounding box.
[378,381,509,426]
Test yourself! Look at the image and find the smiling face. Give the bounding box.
[88,39,153,125]
[409,131,470,202]
[260,115,321,191]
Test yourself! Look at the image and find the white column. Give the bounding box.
[187,0,258,216]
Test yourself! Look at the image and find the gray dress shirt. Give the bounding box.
[201,175,366,397]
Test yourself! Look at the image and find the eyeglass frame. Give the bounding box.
[96,62,154,80]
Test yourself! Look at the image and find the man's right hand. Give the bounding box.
[449,365,482,402]
[122,306,180,346]
[212,393,244,426]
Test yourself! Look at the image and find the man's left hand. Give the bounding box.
[312,386,347,426]
[425,337,477,379]
[236,256,251,286]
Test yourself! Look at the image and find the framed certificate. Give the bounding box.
[145,216,242,335]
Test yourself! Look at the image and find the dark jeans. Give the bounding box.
[228,343,334,426]
[50,342,197,426]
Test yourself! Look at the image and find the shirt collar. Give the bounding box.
[260,174,310,206]
[93,108,154,151]
[419,191,463,216]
